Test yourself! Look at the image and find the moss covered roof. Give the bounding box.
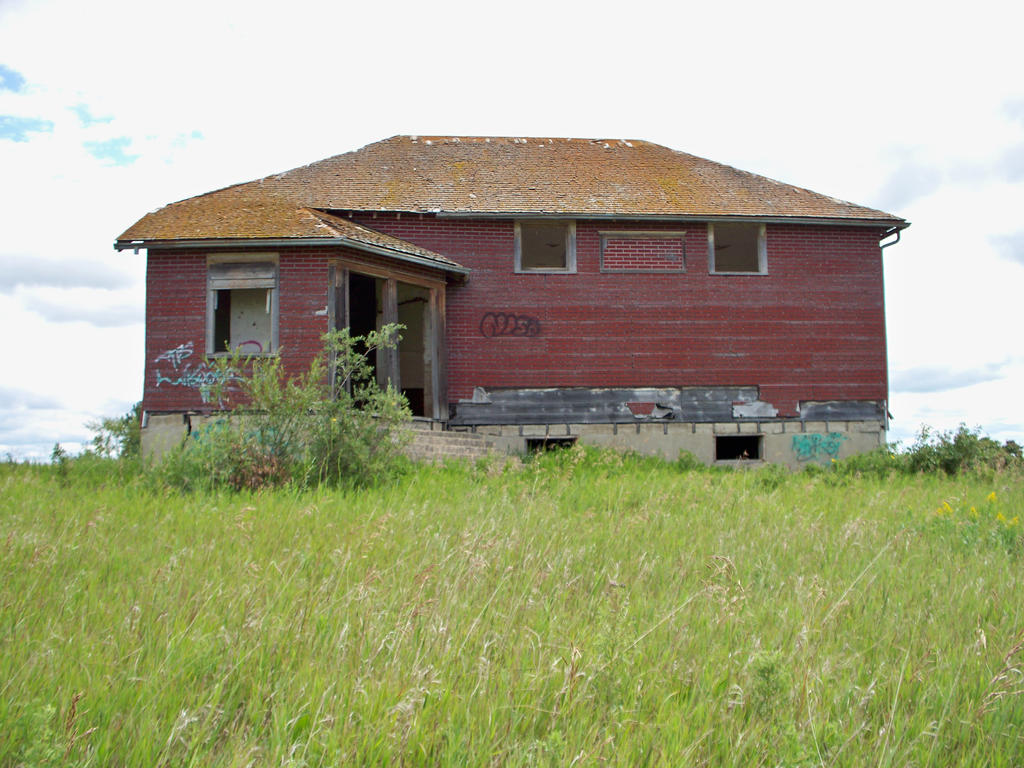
[118,135,905,245]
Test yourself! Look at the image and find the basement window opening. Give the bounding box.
[526,436,578,452]
[516,220,576,273]
[715,434,763,461]
[709,222,766,274]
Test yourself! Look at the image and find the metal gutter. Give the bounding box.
[351,210,909,229]
[114,236,470,275]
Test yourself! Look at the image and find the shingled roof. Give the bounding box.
[117,135,906,246]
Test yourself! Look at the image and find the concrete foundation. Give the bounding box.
[141,413,190,460]
[453,419,885,470]
[142,410,885,470]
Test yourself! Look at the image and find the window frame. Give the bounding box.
[206,253,279,357]
[707,222,767,275]
[514,219,577,274]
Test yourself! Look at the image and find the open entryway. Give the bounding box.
[333,261,445,420]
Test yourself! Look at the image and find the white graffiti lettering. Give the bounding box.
[155,341,194,369]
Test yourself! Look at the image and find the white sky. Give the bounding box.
[1,0,1022,458]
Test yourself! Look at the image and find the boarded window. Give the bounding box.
[709,223,766,274]
[208,259,277,354]
[600,232,686,272]
[516,221,576,272]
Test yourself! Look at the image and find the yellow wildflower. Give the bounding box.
[969,506,978,520]
[987,491,997,503]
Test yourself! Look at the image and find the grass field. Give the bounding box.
[1,450,1022,766]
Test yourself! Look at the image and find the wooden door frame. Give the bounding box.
[329,257,447,421]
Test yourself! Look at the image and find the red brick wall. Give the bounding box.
[143,247,332,413]
[601,234,686,271]
[352,214,888,417]
[144,251,206,413]
[143,217,888,419]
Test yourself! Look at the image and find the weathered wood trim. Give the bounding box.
[707,222,768,275]
[514,220,577,274]
[433,288,447,421]
[331,253,447,290]
[381,278,400,391]
[205,253,279,355]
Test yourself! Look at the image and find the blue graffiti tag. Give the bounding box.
[792,432,847,461]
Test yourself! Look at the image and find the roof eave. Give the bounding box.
[113,236,470,276]
[330,208,907,229]
[432,212,908,228]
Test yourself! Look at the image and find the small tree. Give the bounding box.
[160,325,411,490]
[85,402,142,459]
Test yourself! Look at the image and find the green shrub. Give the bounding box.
[830,425,1022,478]
[749,650,789,717]
[158,325,411,491]
[675,450,704,471]
[905,424,1018,475]
[85,402,141,459]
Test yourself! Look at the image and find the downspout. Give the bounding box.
[878,225,902,433]
[880,227,901,249]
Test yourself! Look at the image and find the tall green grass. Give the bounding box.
[1,450,1021,766]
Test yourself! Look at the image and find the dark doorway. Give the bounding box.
[347,272,381,384]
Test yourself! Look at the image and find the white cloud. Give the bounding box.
[990,230,1024,265]
[0,253,135,293]
[890,364,1009,394]
[20,292,143,328]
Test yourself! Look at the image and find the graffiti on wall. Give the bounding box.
[479,312,541,338]
[155,341,195,368]
[792,432,847,461]
[154,341,237,403]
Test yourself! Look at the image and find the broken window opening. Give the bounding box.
[207,257,277,355]
[526,436,578,452]
[516,220,576,272]
[715,434,763,461]
[709,222,766,274]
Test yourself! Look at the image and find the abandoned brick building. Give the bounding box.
[116,135,907,466]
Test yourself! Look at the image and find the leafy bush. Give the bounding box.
[158,325,411,491]
[85,402,141,459]
[905,424,1019,475]
[829,425,1022,478]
